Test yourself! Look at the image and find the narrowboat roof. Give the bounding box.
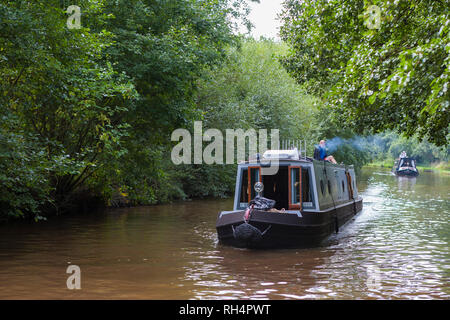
[239,151,354,170]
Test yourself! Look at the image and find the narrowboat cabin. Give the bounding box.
[392,157,419,177]
[216,149,363,249]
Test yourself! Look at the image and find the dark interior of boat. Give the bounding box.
[399,158,413,167]
[262,166,289,210]
[302,169,312,203]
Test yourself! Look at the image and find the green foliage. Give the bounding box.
[0,116,50,221]
[333,144,370,175]
[174,164,237,199]
[197,39,319,139]
[1,0,136,219]
[99,0,243,142]
[0,0,250,219]
[5,0,421,221]
[174,39,320,198]
[370,131,449,164]
[95,0,247,204]
[280,0,449,146]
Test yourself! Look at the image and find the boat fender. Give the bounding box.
[232,223,272,243]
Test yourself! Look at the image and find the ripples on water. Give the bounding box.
[0,168,448,299]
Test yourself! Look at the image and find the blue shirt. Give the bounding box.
[319,146,327,160]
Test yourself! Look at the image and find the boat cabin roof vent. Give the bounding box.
[262,149,300,160]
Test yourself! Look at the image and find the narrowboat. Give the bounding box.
[392,157,419,177]
[216,149,363,249]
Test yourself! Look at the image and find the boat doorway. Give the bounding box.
[262,166,289,210]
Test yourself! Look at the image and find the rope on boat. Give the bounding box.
[261,224,272,235]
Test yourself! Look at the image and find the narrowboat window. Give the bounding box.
[327,180,332,194]
[342,180,345,193]
[291,167,300,204]
[320,180,325,195]
[240,168,248,203]
[301,168,312,203]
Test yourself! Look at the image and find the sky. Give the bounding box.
[241,0,285,40]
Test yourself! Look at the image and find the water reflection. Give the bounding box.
[397,176,417,191]
[0,168,449,299]
[182,247,338,299]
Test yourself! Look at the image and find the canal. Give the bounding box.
[0,167,448,299]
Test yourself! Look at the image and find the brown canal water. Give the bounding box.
[0,167,449,299]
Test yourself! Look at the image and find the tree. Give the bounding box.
[0,0,136,218]
[279,0,449,146]
[197,39,319,138]
[0,0,254,218]
[96,0,252,204]
[174,39,320,198]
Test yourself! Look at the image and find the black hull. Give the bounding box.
[395,170,419,177]
[216,198,363,249]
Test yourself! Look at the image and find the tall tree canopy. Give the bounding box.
[1,0,136,217]
[0,0,249,219]
[279,0,449,146]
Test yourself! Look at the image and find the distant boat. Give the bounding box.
[392,157,419,177]
[215,148,363,249]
